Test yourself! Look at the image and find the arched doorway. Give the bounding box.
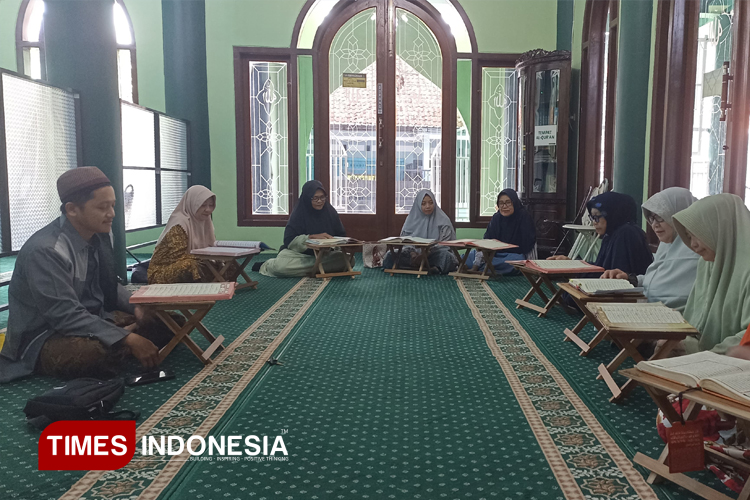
[313,0,457,240]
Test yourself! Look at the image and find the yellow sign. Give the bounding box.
[343,73,367,88]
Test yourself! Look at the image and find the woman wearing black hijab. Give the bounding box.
[467,189,536,274]
[259,180,352,277]
[549,191,653,275]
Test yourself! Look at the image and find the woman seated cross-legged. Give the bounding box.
[148,185,220,284]
[548,191,653,276]
[466,188,535,275]
[601,187,699,311]
[382,189,458,275]
[259,180,353,278]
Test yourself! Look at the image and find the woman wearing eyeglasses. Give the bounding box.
[601,187,699,311]
[258,180,352,277]
[466,189,536,275]
[549,191,653,276]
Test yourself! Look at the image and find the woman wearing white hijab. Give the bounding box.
[382,189,458,274]
[148,185,217,284]
[602,187,699,311]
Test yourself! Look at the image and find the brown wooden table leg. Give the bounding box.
[515,270,551,314]
[482,249,498,279]
[205,261,226,282]
[537,275,564,317]
[607,339,681,403]
[154,306,223,365]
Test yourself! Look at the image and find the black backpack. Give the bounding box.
[23,378,139,429]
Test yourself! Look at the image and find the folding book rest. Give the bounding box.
[143,301,225,365]
[305,242,362,279]
[557,283,645,356]
[511,263,574,317]
[193,249,260,291]
[383,242,434,278]
[596,327,693,403]
[622,368,750,500]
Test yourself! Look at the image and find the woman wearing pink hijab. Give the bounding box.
[148,185,218,284]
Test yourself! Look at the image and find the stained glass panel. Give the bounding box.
[249,61,289,215]
[395,9,443,214]
[480,67,518,216]
[329,9,377,214]
[690,0,733,199]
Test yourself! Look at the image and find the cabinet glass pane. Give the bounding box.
[532,69,559,193]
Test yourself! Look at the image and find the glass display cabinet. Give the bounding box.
[516,49,571,254]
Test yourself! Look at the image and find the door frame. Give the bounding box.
[312,0,457,239]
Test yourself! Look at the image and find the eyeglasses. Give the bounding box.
[497,201,513,208]
[588,213,604,223]
[312,196,327,202]
[647,214,665,225]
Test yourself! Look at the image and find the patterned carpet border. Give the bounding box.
[60,278,327,500]
[457,279,659,500]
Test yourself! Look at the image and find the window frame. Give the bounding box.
[234,0,523,229]
[15,0,138,103]
[233,47,299,226]
[577,0,619,210]
[468,54,523,228]
[15,0,47,81]
[120,100,192,232]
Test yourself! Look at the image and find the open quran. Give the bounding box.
[587,302,698,333]
[569,278,643,296]
[129,282,236,304]
[637,351,750,406]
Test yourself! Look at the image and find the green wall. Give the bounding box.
[124,0,165,112]
[0,0,23,72]
[205,0,558,247]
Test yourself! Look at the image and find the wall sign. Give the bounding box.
[342,73,367,88]
[534,125,557,146]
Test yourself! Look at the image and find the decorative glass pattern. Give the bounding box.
[123,168,156,230]
[249,61,289,215]
[2,73,78,251]
[395,9,443,214]
[161,171,189,222]
[690,0,733,199]
[480,67,518,216]
[160,115,188,171]
[328,9,377,214]
[532,69,560,193]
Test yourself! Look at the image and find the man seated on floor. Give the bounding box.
[0,167,169,383]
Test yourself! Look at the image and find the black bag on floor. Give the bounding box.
[23,378,138,429]
[130,259,150,284]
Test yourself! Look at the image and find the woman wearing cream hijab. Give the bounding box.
[602,187,699,311]
[148,185,217,284]
[672,193,750,354]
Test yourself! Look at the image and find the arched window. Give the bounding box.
[16,0,46,80]
[15,0,138,103]
[235,0,525,238]
[577,0,618,208]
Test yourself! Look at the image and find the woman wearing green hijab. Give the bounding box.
[672,193,750,354]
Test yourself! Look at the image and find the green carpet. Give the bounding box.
[0,268,734,499]
[0,267,296,500]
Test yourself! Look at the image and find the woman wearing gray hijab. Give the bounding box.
[602,187,699,311]
[383,189,458,274]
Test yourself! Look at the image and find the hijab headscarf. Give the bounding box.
[157,185,216,251]
[484,189,536,254]
[673,194,750,353]
[586,191,653,274]
[283,180,346,250]
[639,187,699,311]
[400,189,456,241]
